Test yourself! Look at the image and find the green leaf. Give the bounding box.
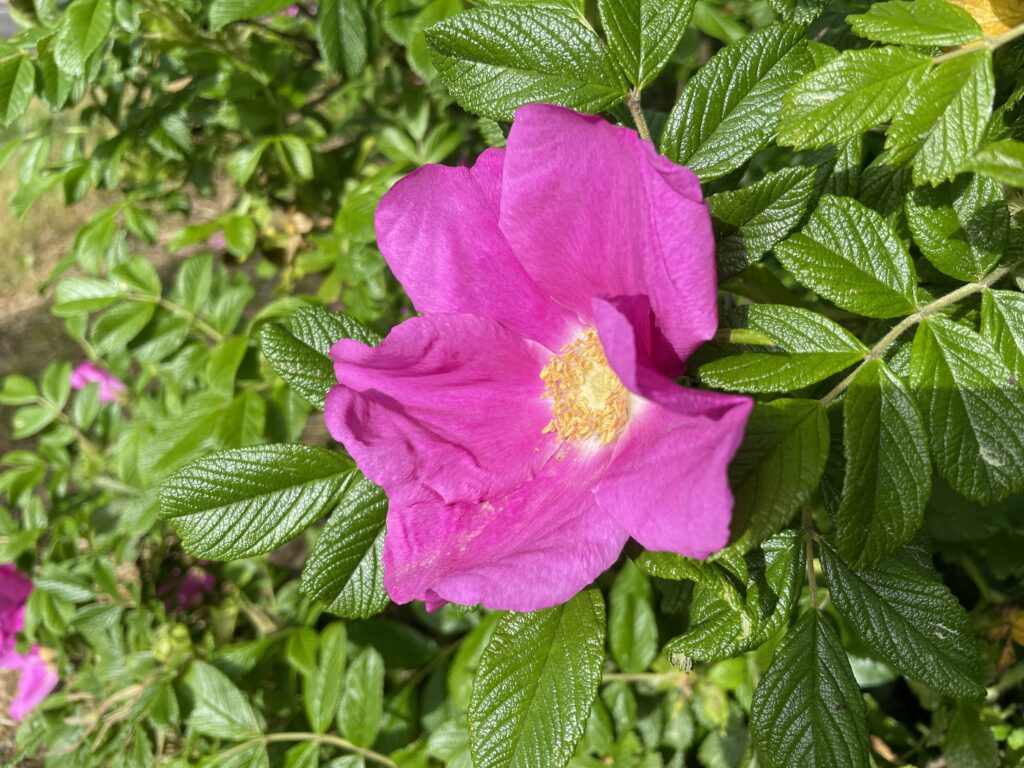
[597,0,695,88]
[53,276,124,315]
[819,541,985,698]
[847,0,982,47]
[700,304,866,393]
[0,374,38,406]
[12,405,57,439]
[775,195,919,318]
[665,531,804,662]
[608,560,657,674]
[945,702,999,768]
[887,50,994,185]
[835,360,930,568]
[909,317,1024,504]
[184,660,263,740]
[750,612,869,768]
[660,23,812,181]
[304,622,347,733]
[301,475,389,619]
[707,166,816,279]
[469,589,605,768]
[209,0,293,30]
[337,647,385,748]
[260,304,380,409]
[906,173,1008,281]
[55,0,113,76]
[425,6,628,121]
[966,139,1024,187]
[729,399,829,550]
[981,289,1024,381]
[779,47,930,149]
[317,0,368,78]
[0,56,34,128]
[160,444,355,560]
[276,136,314,181]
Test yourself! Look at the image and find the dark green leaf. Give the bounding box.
[819,541,985,699]
[775,195,919,318]
[945,701,999,768]
[469,589,605,768]
[835,360,930,568]
[847,0,982,47]
[981,289,1024,381]
[608,560,657,674]
[597,0,695,88]
[160,444,354,560]
[317,0,368,78]
[301,475,389,619]
[707,166,816,279]
[426,6,628,121]
[661,23,812,181]
[0,56,35,128]
[337,647,385,747]
[209,0,293,30]
[751,611,869,768]
[184,660,263,740]
[909,317,1024,504]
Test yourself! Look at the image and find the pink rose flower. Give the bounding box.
[0,565,58,722]
[70,361,125,404]
[284,4,300,16]
[158,565,216,611]
[324,104,752,612]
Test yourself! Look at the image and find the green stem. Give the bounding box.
[934,20,1024,64]
[627,90,652,142]
[819,258,1024,407]
[803,506,819,611]
[212,733,397,767]
[602,671,691,686]
[128,293,225,343]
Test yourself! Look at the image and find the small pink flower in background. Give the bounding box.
[159,564,216,611]
[70,361,125,404]
[325,104,752,612]
[207,231,227,251]
[284,4,300,16]
[0,565,58,722]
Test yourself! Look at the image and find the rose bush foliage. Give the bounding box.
[1,0,1024,766]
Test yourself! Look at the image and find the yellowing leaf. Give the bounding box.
[946,0,1024,36]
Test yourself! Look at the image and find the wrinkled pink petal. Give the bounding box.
[593,295,752,557]
[383,451,628,611]
[374,148,574,349]
[0,646,58,722]
[500,104,718,360]
[0,565,30,654]
[70,361,125,404]
[326,314,558,507]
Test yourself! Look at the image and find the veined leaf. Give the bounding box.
[184,660,263,740]
[54,0,113,76]
[660,23,812,181]
[301,475,389,619]
[317,0,368,78]
[160,444,355,560]
[209,0,294,30]
[909,317,1024,504]
[847,0,982,46]
[707,166,816,279]
[751,611,869,768]
[469,589,605,768]
[700,304,866,393]
[906,173,1008,281]
[945,701,1000,766]
[0,56,35,128]
[835,360,930,568]
[887,50,994,185]
[820,541,985,698]
[425,6,628,121]
[981,289,1024,381]
[665,531,804,662]
[597,0,695,88]
[608,560,657,674]
[729,399,829,550]
[967,139,1024,187]
[779,47,930,149]
[304,623,347,734]
[337,647,385,748]
[775,195,919,318]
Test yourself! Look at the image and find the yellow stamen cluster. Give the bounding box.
[540,328,629,445]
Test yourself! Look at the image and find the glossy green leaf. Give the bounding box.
[55,0,113,76]
[53,277,124,315]
[597,0,695,88]
[184,660,263,740]
[779,47,930,149]
[301,475,389,619]
[729,399,829,550]
[707,166,816,279]
[906,173,1008,281]
[775,195,919,318]
[847,0,982,47]
[820,541,985,698]
[945,702,999,767]
[317,0,368,78]
[209,0,293,30]
[967,139,1024,187]
[661,23,812,181]
[981,289,1024,381]
[160,444,354,560]
[337,647,385,748]
[751,611,869,768]
[304,622,347,733]
[909,318,1024,504]
[425,6,628,121]
[608,560,657,674]
[0,56,35,128]
[700,304,866,393]
[835,360,930,568]
[469,589,605,768]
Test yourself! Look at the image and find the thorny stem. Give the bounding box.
[803,506,819,611]
[819,258,1024,407]
[933,20,1024,64]
[213,733,397,767]
[628,90,652,142]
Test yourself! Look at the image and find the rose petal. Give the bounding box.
[0,646,58,722]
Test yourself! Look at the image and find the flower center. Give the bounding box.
[540,328,629,445]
